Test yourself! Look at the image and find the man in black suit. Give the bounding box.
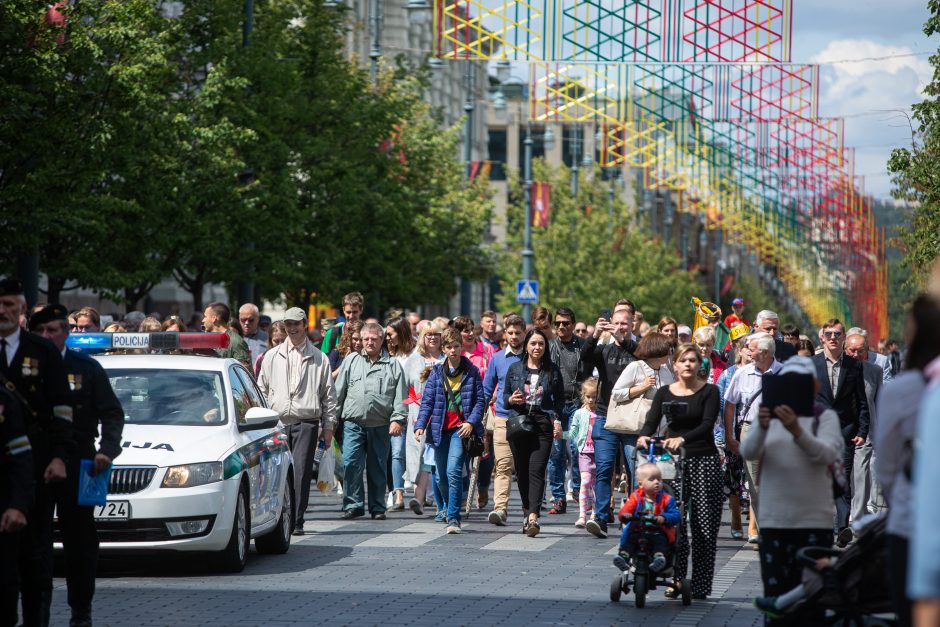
[811,318,870,545]
[0,279,73,626]
[754,309,797,362]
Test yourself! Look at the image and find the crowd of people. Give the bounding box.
[2,278,940,626]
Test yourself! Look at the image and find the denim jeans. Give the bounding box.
[548,402,579,500]
[592,414,638,524]
[390,434,406,491]
[434,429,467,523]
[342,422,392,514]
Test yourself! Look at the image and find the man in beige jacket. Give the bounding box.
[258,307,337,535]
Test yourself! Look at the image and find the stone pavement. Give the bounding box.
[51,487,765,626]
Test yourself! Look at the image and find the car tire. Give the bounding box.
[216,483,250,573]
[256,477,293,555]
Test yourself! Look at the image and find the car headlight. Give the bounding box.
[162,462,223,488]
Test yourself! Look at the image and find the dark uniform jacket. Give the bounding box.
[0,329,73,468]
[0,387,34,514]
[63,350,124,460]
[811,352,871,441]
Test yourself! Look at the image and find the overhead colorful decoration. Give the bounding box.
[432,0,887,341]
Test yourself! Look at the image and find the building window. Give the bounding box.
[517,127,546,172]
[487,129,507,181]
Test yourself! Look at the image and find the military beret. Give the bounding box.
[28,303,69,331]
[0,278,24,297]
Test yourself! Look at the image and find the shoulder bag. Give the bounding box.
[605,361,655,434]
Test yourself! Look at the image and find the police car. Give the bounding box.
[65,332,294,572]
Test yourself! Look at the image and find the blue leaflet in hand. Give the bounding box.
[77,459,111,507]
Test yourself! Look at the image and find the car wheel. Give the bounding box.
[256,477,293,555]
[216,484,250,573]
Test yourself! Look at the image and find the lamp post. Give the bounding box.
[237,0,256,306]
[569,125,580,195]
[463,63,474,179]
[522,122,534,322]
[369,0,383,83]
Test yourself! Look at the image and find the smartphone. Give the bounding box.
[599,308,612,321]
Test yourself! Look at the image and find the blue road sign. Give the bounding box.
[516,280,539,304]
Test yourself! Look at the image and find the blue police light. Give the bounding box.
[66,333,113,350]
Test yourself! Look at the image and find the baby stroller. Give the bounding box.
[609,437,691,608]
[777,514,894,626]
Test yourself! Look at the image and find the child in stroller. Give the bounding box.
[752,514,893,625]
[613,463,680,573]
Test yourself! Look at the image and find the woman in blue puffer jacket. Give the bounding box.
[415,327,485,534]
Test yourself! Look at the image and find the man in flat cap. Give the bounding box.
[30,304,124,627]
[0,279,73,626]
[257,307,337,535]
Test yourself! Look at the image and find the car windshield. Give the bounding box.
[107,369,227,426]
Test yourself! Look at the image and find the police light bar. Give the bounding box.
[66,332,231,351]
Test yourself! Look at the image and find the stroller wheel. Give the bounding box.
[610,574,623,602]
[681,578,692,606]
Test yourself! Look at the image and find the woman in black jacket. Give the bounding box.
[503,328,565,537]
[637,343,722,600]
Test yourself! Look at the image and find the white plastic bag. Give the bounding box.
[317,446,337,493]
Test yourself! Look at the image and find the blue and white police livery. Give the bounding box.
[84,351,294,572]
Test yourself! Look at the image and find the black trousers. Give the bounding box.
[18,478,54,627]
[835,442,854,531]
[287,422,319,526]
[758,527,832,626]
[56,453,100,614]
[508,423,552,516]
[0,531,21,627]
[887,534,912,627]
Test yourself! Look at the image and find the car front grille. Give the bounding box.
[110,466,157,494]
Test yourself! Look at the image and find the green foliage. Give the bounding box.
[0,0,492,312]
[887,1,940,287]
[495,160,702,322]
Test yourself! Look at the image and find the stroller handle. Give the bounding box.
[795,546,842,572]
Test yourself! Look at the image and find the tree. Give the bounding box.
[887,0,940,288]
[495,160,702,322]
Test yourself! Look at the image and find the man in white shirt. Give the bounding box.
[723,332,782,540]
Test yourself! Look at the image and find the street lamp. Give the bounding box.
[492,89,507,120]
[569,125,580,195]
[369,0,383,83]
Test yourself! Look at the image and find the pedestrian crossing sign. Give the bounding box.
[516,280,539,304]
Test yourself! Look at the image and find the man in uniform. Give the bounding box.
[1,386,34,627]
[0,279,73,627]
[30,305,124,627]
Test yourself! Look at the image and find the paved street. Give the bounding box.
[52,486,764,626]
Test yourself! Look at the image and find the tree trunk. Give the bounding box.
[191,278,206,313]
[45,276,65,305]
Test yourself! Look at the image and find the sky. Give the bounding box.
[793,0,934,198]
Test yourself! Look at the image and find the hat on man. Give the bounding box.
[28,304,69,331]
[677,325,692,337]
[778,356,818,379]
[0,278,24,297]
[283,307,306,322]
[732,297,745,306]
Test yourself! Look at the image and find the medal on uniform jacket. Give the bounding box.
[68,373,82,391]
[22,357,36,377]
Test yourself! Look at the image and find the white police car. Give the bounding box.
[68,333,294,572]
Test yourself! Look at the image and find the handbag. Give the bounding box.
[440,365,484,458]
[505,413,535,441]
[605,361,655,434]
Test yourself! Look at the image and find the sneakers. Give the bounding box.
[574,517,586,528]
[408,498,423,516]
[753,597,783,619]
[525,518,540,537]
[488,509,507,526]
[586,517,608,539]
[649,553,667,573]
[434,510,447,523]
[445,520,462,534]
[836,527,854,548]
[548,499,566,515]
[566,490,577,504]
[730,529,744,540]
[613,552,630,572]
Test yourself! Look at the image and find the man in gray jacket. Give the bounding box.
[258,307,337,535]
[845,331,885,523]
[335,322,407,520]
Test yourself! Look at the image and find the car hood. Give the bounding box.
[110,424,236,467]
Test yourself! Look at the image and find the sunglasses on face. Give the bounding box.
[553,320,572,327]
[823,331,843,339]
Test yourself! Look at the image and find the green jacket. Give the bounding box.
[335,349,407,427]
[563,407,596,453]
[219,329,252,370]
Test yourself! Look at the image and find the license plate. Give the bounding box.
[94,501,130,520]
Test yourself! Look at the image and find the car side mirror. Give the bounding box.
[239,407,279,431]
